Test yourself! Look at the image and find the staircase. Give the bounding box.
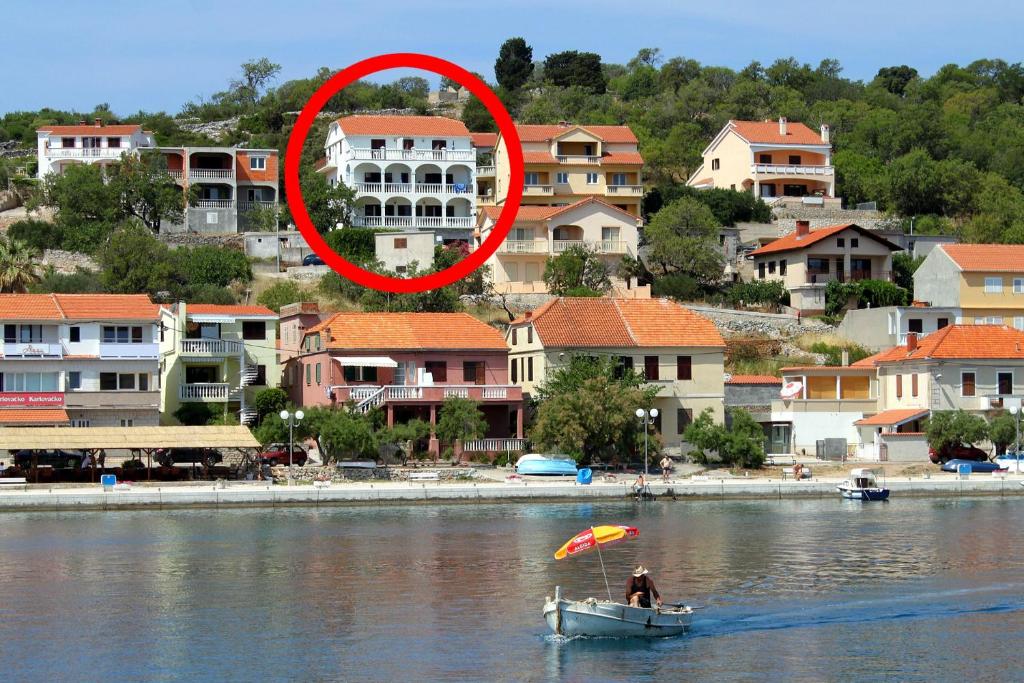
[354,387,386,414]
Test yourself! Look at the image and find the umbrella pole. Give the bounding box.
[592,527,613,602]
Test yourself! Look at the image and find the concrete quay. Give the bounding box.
[1,474,1023,511]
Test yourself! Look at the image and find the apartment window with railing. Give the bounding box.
[425,361,447,383]
[342,365,377,383]
[525,172,540,185]
[4,324,44,343]
[758,154,771,164]
[807,258,830,276]
[788,155,801,164]
[464,361,485,385]
[69,326,80,343]
[103,326,143,344]
[61,137,75,148]
[107,137,121,148]
[611,173,627,185]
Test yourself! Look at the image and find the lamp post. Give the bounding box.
[635,408,659,476]
[1010,406,1020,470]
[279,409,304,479]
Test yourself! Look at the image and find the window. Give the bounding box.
[511,359,518,383]
[100,373,117,391]
[583,144,594,156]
[787,155,801,165]
[611,173,627,186]
[850,238,859,248]
[961,371,976,397]
[315,363,322,385]
[120,419,135,428]
[139,373,149,391]
[527,357,534,382]
[253,365,266,386]
[677,408,693,434]
[118,373,135,390]
[107,137,121,148]
[511,329,517,345]
[768,261,776,274]
[61,137,75,148]
[556,172,569,184]
[464,361,485,385]
[998,371,1013,395]
[779,259,787,275]
[677,356,692,381]
[72,420,90,428]
[525,172,540,185]
[985,277,1003,293]
[425,361,447,383]
[242,321,266,340]
[343,365,377,382]
[68,372,81,390]
[711,158,720,170]
[758,262,766,279]
[644,356,659,381]
[1015,317,1024,331]
[103,326,141,343]
[911,374,918,397]
[527,326,533,344]
[249,156,267,170]
[1015,279,1024,294]
[908,318,923,333]
[896,374,903,398]
[758,153,771,163]
[837,238,845,248]
[586,173,598,184]
[69,327,81,343]
[305,364,311,386]
[395,238,408,249]
[807,258,830,275]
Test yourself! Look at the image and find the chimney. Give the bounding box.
[78,120,86,126]
[94,118,102,127]
[820,123,830,144]
[841,349,849,367]
[524,311,532,320]
[779,116,788,136]
[795,220,810,237]
[907,332,918,351]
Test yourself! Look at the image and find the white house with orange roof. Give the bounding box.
[505,297,725,451]
[914,244,1024,326]
[475,197,643,295]
[317,115,476,237]
[0,294,161,427]
[687,118,835,204]
[36,118,156,177]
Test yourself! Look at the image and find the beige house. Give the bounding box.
[749,221,902,313]
[506,298,725,450]
[914,244,1024,326]
[475,198,643,295]
[687,118,835,204]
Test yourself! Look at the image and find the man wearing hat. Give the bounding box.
[626,565,662,608]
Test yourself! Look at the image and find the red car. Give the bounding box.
[259,443,308,467]
[928,444,989,464]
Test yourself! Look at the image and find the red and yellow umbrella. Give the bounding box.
[554,525,639,560]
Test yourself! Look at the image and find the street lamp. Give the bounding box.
[280,409,305,474]
[635,408,659,476]
[1010,406,1020,470]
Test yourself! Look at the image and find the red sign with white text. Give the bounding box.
[0,392,64,407]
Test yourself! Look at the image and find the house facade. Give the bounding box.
[279,308,524,455]
[0,294,161,427]
[318,115,476,238]
[475,198,643,295]
[159,303,278,426]
[36,119,155,177]
[749,221,902,313]
[471,132,497,206]
[914,244,1024,326]
[687,118,835,204]
[492,123,644,218]
[836,304,960,351]
[506,298,725,451]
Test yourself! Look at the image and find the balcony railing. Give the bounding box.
[98,342,159,359]
[806,270,891,285]
[751,163,834,176]
[476,165,495,176]
[180,338,242,355]
[48,148,124,159]
[167,170,184,180]
[237,200,277,212]
[553,240,629,255]
[556,155,601,165]
[463,438,528,453]
[333,384,522,403]
[1,342,63,358]
[523,184,554,195]
[500,240,548,254]
[192,199,234,209]
[189,169,234,180]
[607,184,643,195]
[351,216,473,229]
[348,148,475,162]
[179,383,230,401]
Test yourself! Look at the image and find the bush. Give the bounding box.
[187,284,237,304]
[257,280,303,313]
[6,219,63,252]
[727,280,787,307]
[174,245,252,288]
[808,341,871,366]
[651,272,699,300]
[324,228,394,265]
[173,403,219,426]
[825,279,910,316]
[29,268,104,294]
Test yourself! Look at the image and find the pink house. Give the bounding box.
[279,306,524,455]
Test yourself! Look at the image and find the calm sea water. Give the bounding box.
[1,497,1023,682]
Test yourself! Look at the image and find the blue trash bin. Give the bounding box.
[576,468,593,485]
[957,463,972,477]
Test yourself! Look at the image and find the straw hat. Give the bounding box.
[632,565,648,578]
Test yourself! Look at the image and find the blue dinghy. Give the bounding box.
[515,453,578,476]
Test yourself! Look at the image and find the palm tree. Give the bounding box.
[0,236,41,293]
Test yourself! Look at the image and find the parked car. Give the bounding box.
[302,253,325,266]
[155,448,223,468]
[259,443,308,467]
[13,449,85,470]
[928,444,989,464]
[940,459,1007,474]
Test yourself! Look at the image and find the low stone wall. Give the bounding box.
[269,465,478,483]
[159,233,245,250]
[686,304,833,338]
[40,249,99,274]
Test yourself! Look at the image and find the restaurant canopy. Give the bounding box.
[0,425,261,451]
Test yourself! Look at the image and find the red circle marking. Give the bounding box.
[285,53,524,294]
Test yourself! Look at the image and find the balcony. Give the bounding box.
[607,184,643,196]
[99,342,159,359]
[189,169,234,180]
[167,170,184,181]
[179,383,230,401]
[348,148,475,162]
[192,199,234,209]
[476,165,495,176]
[500,240,548,254]
[1,342,63,358]
[556,155,601,165]
[351,216,473,229]
[463,438,528,453]
[553,240,630,255]
[751,163,834,177]
[334,384,522,404]
[237,200,277,212]
[65,390,159,410]
[805,270,892,285]
[180,339,243,356]
[523,184,554,196]
[47,148,125,159]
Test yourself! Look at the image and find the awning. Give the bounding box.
[0,408,71,426]
[333,356,398,368]
[854,408,929,427]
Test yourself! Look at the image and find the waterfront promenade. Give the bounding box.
[1,472,1023,511]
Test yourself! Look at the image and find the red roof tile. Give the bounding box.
[522,151,559,164]
[867,325,1024,363]
[0,409,70,425]
[479,197,639,224]
[470,133,497,147]
[37,124,144,136]
[307,312,507,351]
[938,244,1024,272]
[601,151,644,165]
[730,120,826,146]
[188,304,276,317]
[854,408,929,427]
[513,298,724,348]
[750,224,901,257]
[336,115,470,137]
[0,294,158,321]
[514,124,638,143]
[726,374,783,385]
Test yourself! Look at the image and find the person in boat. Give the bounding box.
[626,565,662,608]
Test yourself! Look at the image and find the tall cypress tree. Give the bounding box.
[494,37,534,91]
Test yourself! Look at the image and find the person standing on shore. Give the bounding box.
[659,456,672,482]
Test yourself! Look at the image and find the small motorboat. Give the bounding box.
[837,468,890,501]
[543,586,693,637]
[993,452,1023,473]
[515,453,578,476]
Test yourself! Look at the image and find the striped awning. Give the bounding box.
[333,356,398,368]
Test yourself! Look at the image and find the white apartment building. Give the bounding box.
[36,119,156,177]
[0,294,161,427]
[317,115,477,238]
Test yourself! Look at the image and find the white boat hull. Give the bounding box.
[543,595,692,638]
[837,485,890,501]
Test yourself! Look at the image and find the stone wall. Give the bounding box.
[40,249,99,274]
[686,304,832,338]
[269,465,479,483]
[159,233,245,250]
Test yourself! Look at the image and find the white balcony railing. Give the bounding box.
[482,386,508,399]
[189,169,234,180]
[180,339,242,355]
[167,170,184,180]
[552,240,629,255]
[500,240,548,254]
[179,383,230,401]
[523,184,554,195]
[476,165,495,176]
[556,155,601,165]
[237,201,277,212]
[48,148,125,159]
[192,200,234,209]
[607,184,643,195]
[463,438,528,453]
[348,148,475,162]
[750,163,834,176]
[351,216,473,229]
[416,183,443,194]
[98,342,159,359]
[1,342,63,358]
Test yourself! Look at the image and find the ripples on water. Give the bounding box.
[0,498,1023,681]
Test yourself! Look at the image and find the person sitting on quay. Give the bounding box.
[632,473,648,497]
[626,565,663,609]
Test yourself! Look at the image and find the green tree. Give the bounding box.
[318,410,378,462]
[683,408,765,468]
[542,244,611,296]
[231,58,282,108]
[253,388,289,423]
[97,223,183,296]
[295,174,356,233]
[257,280,304,313]
[892,252,925,291]
[111,151,189,232]
[6,219,64,253]
[542,51,607,94]
[173,245,252,288]
[435,397,488,457]
[925,410,989,454]
[644,197,724,285]
[0,236,41,293]
[494,37,534,91]
[173,402,218,426]
[874,65,919,96]
[988,412,1019,455]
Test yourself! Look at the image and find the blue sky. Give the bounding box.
[2,0,1023,114]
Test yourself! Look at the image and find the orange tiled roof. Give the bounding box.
[750,224,902,257]
[188,304,276,317]
[854,408,929,427]
[515,124,638,144]
[872,325,1024,362]
[0,409,70,425]
[479,197,639,224]
[726,374,783,385]
[938,244,1024,272]
[522,151,559,164]
[37,123,143,136]
[470,133,497,147]
[513,298,724,349]
[601,151,644,165]
[336,115,470,137]
[0,294,158,321]
[730,120,826,146]
[306,312,508,351]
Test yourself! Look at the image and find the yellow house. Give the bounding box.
[491,123,644,218]
[687,118,834,203]
[914,244,1024,326]
[506,297,725,450]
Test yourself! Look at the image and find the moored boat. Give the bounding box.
[515,453,578,476]
[837,468,890,501]
[543,586,693,637]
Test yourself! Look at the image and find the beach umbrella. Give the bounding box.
[554,525,639,600]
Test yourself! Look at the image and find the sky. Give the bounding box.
[2,0,1023,115]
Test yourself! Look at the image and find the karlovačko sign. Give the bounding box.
[0,392,65,407]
